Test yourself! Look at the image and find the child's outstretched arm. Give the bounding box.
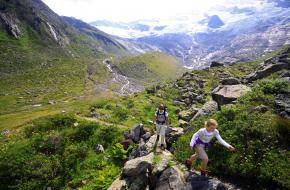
[215,130,235,151]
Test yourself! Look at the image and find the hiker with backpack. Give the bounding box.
[154,104,169,150]
[185,119,235,176]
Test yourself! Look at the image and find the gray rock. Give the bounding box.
[48,100,56,105]
[178,119,188,128]
[280,71,290,78]
[245,62,290,83]
[124,124,145,143]
[1,129,10,136]
[220,77,240,85]
[173,100,186,106]
[142,132,151,141]
[190,101,218,122]
[166,127,184,146]
[95,144,104,154]
[275,92,290,118]
[252,105,269,113]
[155,166,186,190]
[212,85,251,107]
[108,178,128,190]
[122,153,154,177]
[178,110,194,121]
[127,174,148,190]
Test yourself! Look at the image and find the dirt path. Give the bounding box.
[76,116,129,129]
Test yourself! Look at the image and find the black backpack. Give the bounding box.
[156,107,167,124]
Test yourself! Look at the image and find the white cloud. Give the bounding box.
[42,0,269,22]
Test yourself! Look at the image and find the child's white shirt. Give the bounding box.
[190,128,231,148]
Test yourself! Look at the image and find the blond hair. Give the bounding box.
[204,119,218,128]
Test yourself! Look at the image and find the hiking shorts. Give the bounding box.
[195,144,208,160]
[156,124,167,136]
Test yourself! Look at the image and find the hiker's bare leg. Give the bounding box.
[201,158,208,171]
[190,154,197,162]
[160,135,165,145]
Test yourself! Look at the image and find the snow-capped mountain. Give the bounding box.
[91,1,290,69]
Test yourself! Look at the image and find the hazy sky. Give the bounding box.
[42,0,267,22]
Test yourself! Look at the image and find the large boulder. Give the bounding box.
[245,62,290,83]
[122,153,154,177]
[150,150,173,189]
[129,135,157,159]
[124,124,145,143]
[212,85,251,107]
[190,101,218,122]
[275,92,290,118]
[155,166,186,190]
[166,127,184,147]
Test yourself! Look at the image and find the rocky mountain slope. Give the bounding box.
[0,41,289,189]
[107,46,290,190]
[92,2,290,69]
[0,0,183,116]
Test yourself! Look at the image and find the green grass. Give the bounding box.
[114,52,185,85]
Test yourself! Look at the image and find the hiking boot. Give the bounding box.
[185,159,192,170]
[200,170,207,176]
[160,144,165,150]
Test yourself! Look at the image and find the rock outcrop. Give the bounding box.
[0,12,22,38]
[190,101,219,122]
[245,62,289,83]
[109,150,240,190]
[275,91,290,119]
[124,123,145,143]
[212,85,251,108]
[245,48,290,83]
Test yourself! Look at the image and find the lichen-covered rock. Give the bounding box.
[190,101,218,121]
[275,92,290,118]
[122,153,154,177]
[155,166,186,190]
[212,85,251,107]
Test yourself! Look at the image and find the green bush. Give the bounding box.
[69,122,98,142]
[111,143,135,161]
[112,107,129,122]
[0,114,125,190]
[256,79,289,94]
[91,100,108,109]
[25,114,76,137]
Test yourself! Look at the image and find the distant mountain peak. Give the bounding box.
[207,15,224,28]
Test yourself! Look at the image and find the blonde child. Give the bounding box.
[185,119,235,176]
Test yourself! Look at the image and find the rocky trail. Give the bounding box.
[106,48,289,190]
[76,115,129,129]
[108,124,241,190]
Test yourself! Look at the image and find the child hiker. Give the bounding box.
[154,104,169,150]
[185,119,235,176]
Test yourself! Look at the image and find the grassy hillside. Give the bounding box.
[1,46,289,189]
[114,52,185,85]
